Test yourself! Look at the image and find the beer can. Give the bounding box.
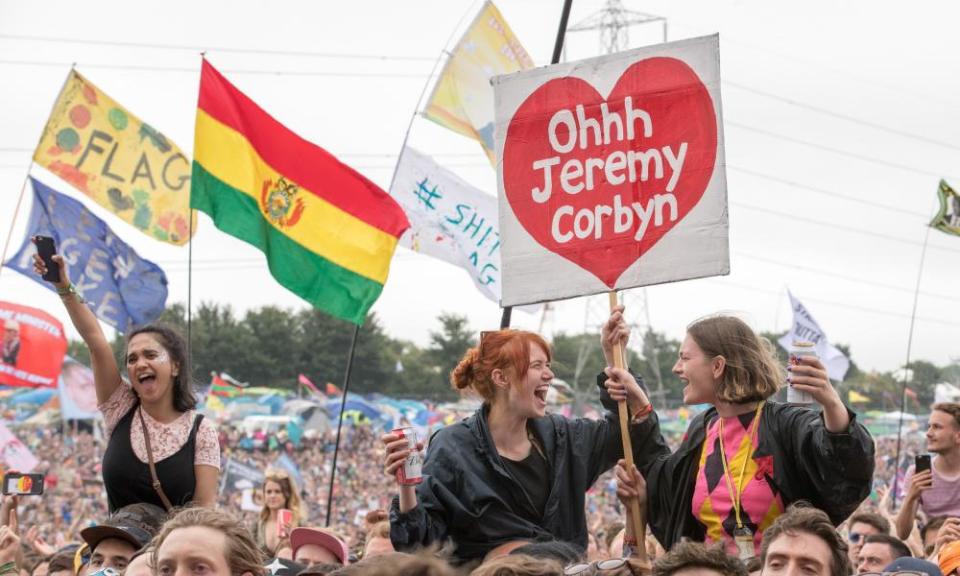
[392,426,423,485]
[787,341,817,404]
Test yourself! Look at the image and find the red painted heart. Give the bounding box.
[503,57,717,287]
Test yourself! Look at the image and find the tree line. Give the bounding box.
[67,302,960,410]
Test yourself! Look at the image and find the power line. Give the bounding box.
[727,121,958,181]
[727,165,929,218]
[724,81,960,152]
[705,278,960,328]
[0,33,437,62]
[734,251,960,304]
[0,59,433,78]
[732,201,958,255]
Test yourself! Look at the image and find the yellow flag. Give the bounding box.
[33,70,195,245]
[423,1,534,164]
[848,390,870,403]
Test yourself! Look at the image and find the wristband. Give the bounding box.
[57,283,86,304]
[633,403,653,420]
[623,535,638,545]
[0,561,18,575]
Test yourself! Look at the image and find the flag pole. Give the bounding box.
[500,0,573,329]
[0,66,74,278]
[325,323,361,527]
[892,223,933,508]
[386,1,479,195]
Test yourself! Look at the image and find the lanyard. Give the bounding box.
[717,401,765,530]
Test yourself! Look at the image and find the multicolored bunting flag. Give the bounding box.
[210,372,242,397]
[5,177,168,331]
[778,290,850,382]
[423,1,534,163]
[848,390,870,404]
[33,70,195,245]
[191,61,410,324]
[930,180,960,237]
[0,301,68,388]
[326,382,343,397]
[390,147,502,303]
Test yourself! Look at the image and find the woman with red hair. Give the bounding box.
[382,311,654,565]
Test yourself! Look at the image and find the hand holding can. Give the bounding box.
[381,427,423,485]
[786,341,817,404]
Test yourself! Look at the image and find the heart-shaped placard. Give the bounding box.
[503,57,717,287]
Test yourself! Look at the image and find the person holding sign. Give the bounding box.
[382,318,657,564]
[33,243,220,511]
[604,314,873,558]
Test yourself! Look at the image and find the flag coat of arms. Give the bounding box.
[190,61,410,324]
[931,180,960,237]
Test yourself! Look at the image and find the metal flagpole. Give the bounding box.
[325,323,361,527]
[500,0,574,329]
[892,223,933,509]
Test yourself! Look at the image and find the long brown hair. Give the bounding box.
[450,330,551,402]
[686,315,782,404]
[258,471,304,524]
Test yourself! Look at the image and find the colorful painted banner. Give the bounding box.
[4,177,169,331]
[778,290,850,382]
[493,35,729,306]
[931,180,960,237]
[191,61,410,324]
[390,147,502,303]
[33,70,195,245]
[0,301,67,389]
[423,1,534,163]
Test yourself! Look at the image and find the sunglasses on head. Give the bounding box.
[565,558,636,575]
[265,468,290,480]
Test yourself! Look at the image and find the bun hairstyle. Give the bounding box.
[686,315,783,404]
[450,330,551,402]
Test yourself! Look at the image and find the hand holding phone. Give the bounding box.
[277,508,293,539]
[916,454,933,474]
[2,473,44,496]
[33,236,60,283]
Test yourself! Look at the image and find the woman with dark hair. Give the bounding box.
[383,313,657,564]
[34,245,220,511]
[609,314,874,558]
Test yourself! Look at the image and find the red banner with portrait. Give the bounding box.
[0,301,68,388]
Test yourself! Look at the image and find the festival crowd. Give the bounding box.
[3,248,958,576]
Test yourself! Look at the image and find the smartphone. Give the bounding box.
[2,473,44,495]
[277,508,293,539]
[34,235,60,283]
[916,454,932,474]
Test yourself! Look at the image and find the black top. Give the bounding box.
[390,380,660,563]
[635,400,876,549]
[102,403,204,512]
[503,442,550,523]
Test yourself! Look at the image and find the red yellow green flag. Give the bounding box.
[190,61,410,324]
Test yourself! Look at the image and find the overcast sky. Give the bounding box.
[1,0,958,376]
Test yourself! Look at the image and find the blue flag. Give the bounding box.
[4,177,168,331]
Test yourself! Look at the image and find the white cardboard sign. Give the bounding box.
[494,34,729,306]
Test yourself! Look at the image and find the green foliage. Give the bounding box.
[60,302,957,408]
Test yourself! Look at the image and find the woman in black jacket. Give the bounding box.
[383,316,656,564]
[607,314,874,559]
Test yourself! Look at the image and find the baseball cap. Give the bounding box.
[885,557,943,576]
[289,528,349,565]
[81,503,168,552]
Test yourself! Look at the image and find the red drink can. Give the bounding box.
[392,426,423,485]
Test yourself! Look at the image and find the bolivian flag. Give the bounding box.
[190,60,410,324]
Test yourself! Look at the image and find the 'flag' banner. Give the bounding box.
[0,301,68,388]
[0,422,39,472]
[931,180,960,237]
[778,290,851,382]
[33,70,196,245]
[390,147,502,303]
[4,177,169,331]
[423,1,534,163]
[59,357,100,420]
